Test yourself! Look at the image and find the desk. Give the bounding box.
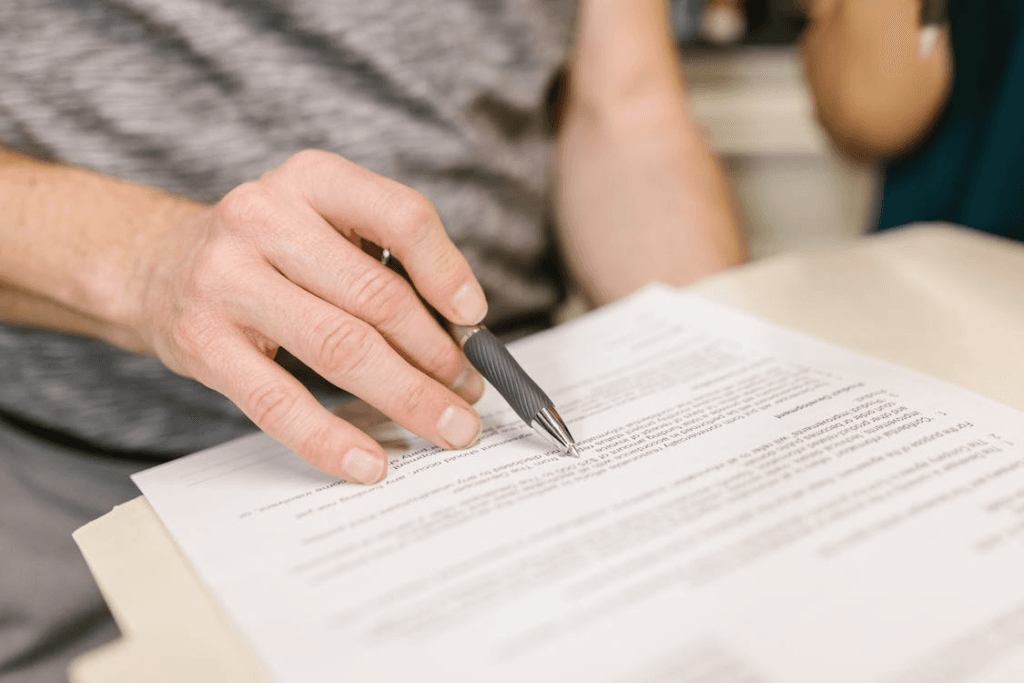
[71,224,1024,682]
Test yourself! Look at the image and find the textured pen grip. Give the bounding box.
[462,328,552,424]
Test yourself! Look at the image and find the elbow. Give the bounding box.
[802,31,953,161]
[811,96,914,161]
[810,78,950,161]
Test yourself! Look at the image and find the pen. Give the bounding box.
[364,241,580,458]
[919,0,949,58]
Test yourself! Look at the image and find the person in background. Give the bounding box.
[0,1,743,679]
[802,0,1024,241]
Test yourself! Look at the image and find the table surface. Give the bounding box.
[70,224,1024,682]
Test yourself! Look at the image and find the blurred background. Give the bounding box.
[673,0,880,259]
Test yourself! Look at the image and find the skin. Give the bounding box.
[0,147,487,485]
[0,0,745,484]
[801,0,954,160]
[556,0,746,308]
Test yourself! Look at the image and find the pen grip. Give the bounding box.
[462,328,552,424]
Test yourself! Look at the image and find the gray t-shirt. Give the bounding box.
[0,0,574,457]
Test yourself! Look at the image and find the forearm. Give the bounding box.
[569,0,690,122]
[0,146,202,348]
[0,283,144,349]
[802,0,952,159]
[556,0,745,306]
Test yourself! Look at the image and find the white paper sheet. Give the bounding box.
[133,285,1024,683]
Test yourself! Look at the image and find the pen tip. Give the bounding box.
[567,444,580,458]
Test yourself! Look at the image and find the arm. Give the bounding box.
[801,0,953,159]
[0,145,489,483]
[0,146,195,351]
[554,0,746,308]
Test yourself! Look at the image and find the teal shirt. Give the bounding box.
[878,0,1024,239]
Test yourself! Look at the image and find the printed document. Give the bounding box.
[133,286,1024,683]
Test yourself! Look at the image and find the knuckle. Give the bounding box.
[245,381,298,432]
[384,187,436,245]
[391,378,435,418]
[348,266,409,319]
[297,422,338,470]
[312,316,377,377]
[283,148,334,178]
[218,182,274,228]
[428,241,463,278]
[423,342,465,380]
[169,310,221,360]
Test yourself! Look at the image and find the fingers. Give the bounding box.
[265,150,488,326]
[202,334,390,485]
[242,270,483,453]
[162,150,492,485]
[254,205,485,405]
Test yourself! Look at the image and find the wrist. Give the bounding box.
[94,191,206,345]
[0,151,205,350]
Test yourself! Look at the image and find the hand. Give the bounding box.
[128,150,488,484]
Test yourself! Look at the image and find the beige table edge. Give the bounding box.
[70,224,1024,682]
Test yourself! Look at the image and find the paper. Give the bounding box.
[133,285,1024,683]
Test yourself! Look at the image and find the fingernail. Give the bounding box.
[452,366,486,404]
[452,282,488,325]
[342,448,386,485]
[438,405,481,449]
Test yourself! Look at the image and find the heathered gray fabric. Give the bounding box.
[0,1,574,679]
[0,0,573,456]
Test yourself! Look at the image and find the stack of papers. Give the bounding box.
[133,285,1024,683]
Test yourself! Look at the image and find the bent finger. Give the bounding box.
[205,334,390,484]
[242,273,482,451]
[271,150,488,326]
[256,208,484,404]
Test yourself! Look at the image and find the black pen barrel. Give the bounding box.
[461,327,552,425]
